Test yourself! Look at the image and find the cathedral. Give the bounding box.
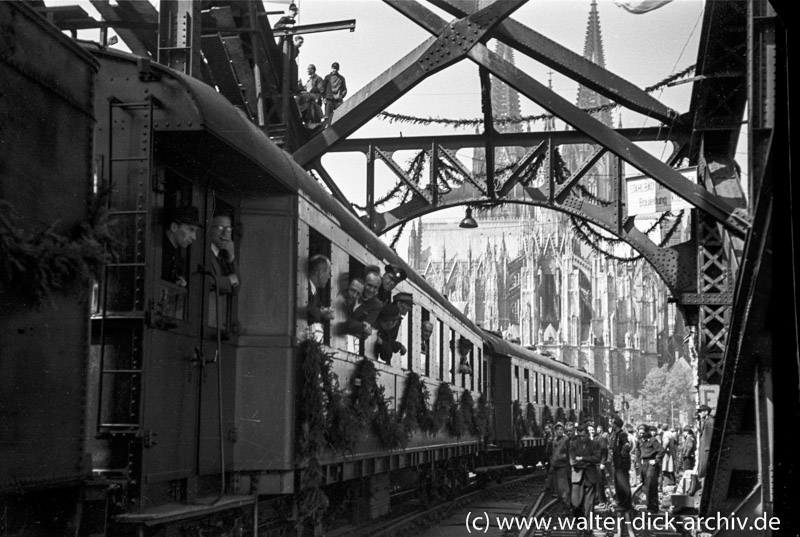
[405,0,689,397]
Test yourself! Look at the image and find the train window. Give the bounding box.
[541,374,547,405]
[157,172,196,322]
[308,228,332,345]
[513,366,519,401]
[568,383,572,409]
[524,369,530,402]
[548,376,554,406]
[534,371,539,403]
[420,309,431,377]
[555,378,560,408]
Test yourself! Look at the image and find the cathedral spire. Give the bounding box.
[576,0,611,117]
[583,0,606,68]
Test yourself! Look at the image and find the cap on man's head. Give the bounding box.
[697,404,711,412]
[683,425,694,433]
[332,62,340,70]
[385,264,407,283]
[393,292,413,305]
[612,416,624,427]
[170,206,202,227]
[554,422,564,430]
[288,3,298,12]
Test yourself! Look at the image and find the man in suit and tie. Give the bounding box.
[207,212,239,331]
[208,212,239,294]
[307,254,334,325]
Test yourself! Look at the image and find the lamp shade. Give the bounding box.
[459,207,478,229]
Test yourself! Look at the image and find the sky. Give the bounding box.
[52,0,742,256]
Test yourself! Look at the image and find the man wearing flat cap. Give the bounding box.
[377,264,407,304]
[696,404,715,478]
[550,422,571,507]
[374,292,413,364]
[162,206,201,287]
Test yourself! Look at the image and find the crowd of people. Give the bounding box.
[274,3,348,127]
[307,257,412,364]
[542,405,715,526]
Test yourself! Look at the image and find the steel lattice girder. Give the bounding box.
[367,144,694,297]
[292,0,527,167]
[384,0,750,238]
[429,0,680,125]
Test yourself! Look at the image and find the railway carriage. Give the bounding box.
[0,7,613,535]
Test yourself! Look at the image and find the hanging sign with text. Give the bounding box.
[626,166,697,216]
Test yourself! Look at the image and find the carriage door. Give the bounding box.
[140,169,204,501]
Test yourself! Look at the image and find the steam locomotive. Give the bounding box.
[0,4,613,535]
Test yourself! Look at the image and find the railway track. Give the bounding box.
[325,469,548,537]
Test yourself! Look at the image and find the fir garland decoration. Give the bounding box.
[526,402,539,436]
[569,209,685,264]
[372,384,409,449]
[542,405,553,426]
[295,340,334,522]
[448,398,466,438]
[460,390,477,436]
[0,193,118,306]
[474,393,492,442]
[296,339,333,462]
[513,400,527,439]
[377,65,696,130]
[398,372,436,435]
[555,407,566,425]
[432,382,456,433]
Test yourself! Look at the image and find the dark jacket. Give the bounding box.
[610,430,632,471]
[698,415,715,477]
[341,296,382,337]
[209,249,239,296]
[551,435,570,468]
[307,284,327,324]
[569,436,602,484]
[639,436,665,465]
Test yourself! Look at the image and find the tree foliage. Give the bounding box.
[626,358,695,425]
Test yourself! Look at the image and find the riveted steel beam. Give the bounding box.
[311,160,358,218]
[370,179,690,296]
[468,44,751,237]
[553,146,606,203]
[429,0,680,126]
[437,146,487,196]
[329,126,682,153]
[497,141,546,198]
[389,2,750,237]
[479,66,496,198]
[373,147,432,203]
[292,0,526,167]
